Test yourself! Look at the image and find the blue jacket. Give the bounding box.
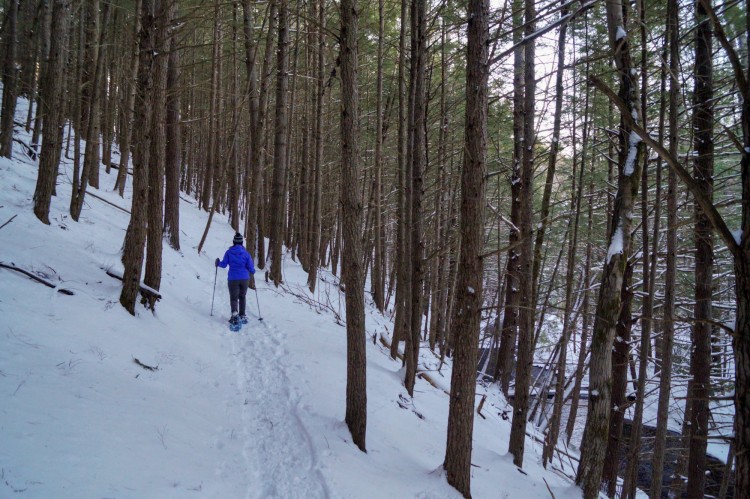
[218,245,255,281]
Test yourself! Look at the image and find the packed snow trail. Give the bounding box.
[227,316,330,499]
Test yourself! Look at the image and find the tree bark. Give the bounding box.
[686,1,715,494]
[144,0,170,292]
[0,0,20,158]
[114,1,141,197]
[164,2,181,251]
[32,0,70,225]
[495,0,524,395]
[340,0,367,452]
[306,0,325,293]
[269,0,290,285]
[576,0,644,494]
[120,0,154,315]
[508,0,536,468]
[443,0,488,494]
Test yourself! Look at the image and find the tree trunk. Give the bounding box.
[687,1,715,494]
[120,0,154,315]
[306,0,325,293]
[576,0,644,494]
[404,0,426,397]
[340,0,367,452]
[269,0,289,285]
[164,2,181,251]
[114,1,141,197]
[650,3,678,497]
[71,1,109,221]
[508,0,536,468]
[144,0,170,292]
[0,0,20,159]
[495,0,524,395]
[443,0,488,494]
[603,261,634,496]
[371,0,386,312]
[391,0,411,362]
[32,0,70,225]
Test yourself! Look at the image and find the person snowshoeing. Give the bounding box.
[215,232,255,326]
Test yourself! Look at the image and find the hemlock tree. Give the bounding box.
[443,0,489,494]
[576,0,645,494]
[32,0,71,225]
[0,0,19,159]
[340,0,367,452]
[120,0,154,315]
[269,0,290,286]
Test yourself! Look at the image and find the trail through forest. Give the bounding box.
[227,315,330,498]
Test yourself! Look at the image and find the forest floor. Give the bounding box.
[0,95,585,498]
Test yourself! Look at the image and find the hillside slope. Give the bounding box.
[0,110,581,498]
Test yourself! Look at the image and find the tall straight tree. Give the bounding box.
[508,0,536,468]
[541,4,572,467]
[576,0,645,493]
[0,0,19,158]
[32,0,71,225]
[164,1,181,251]
[686,0,715,493]
[443,0,488,494]
[651,4,679,495]
[120,0,154,315]
[495,0,524,395]
[390,0,411,362]
[371,0,386,312]
[144,0,170,292]
[269,0,290,286]
[114,1,142,198]
[306,0,325,293]
[404,0,427,397]
[340,0,367,452]
[734,0,750,492]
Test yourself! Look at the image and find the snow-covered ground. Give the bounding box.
[0,98,582,498]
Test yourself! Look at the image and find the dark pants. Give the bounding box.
[228,279,250,316]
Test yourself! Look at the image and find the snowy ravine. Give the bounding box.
[1,94,583,498]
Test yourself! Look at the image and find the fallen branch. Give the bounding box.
[0,214,17,230]
[0,262,74,295]
[133,358,158,371]
[12,137,37,159]
[543,477,556,499]
[104,268,161,310]
[378,333,451,396]
[85,191,131,215]
[477,394,487,419]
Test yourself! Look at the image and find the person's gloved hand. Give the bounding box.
[215,258,220,267]
[249,276,256,290]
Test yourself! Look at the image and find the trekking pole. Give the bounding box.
[254,287,263,321]
[210,265,218,316]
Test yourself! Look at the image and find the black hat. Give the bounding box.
[233,233,244,245]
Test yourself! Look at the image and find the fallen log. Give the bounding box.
[0,262,74,295]
[133,358,159,371]
[104,268,162,310]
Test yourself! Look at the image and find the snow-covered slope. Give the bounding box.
[0,101,581,498]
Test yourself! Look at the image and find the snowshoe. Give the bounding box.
[229,314,242,332]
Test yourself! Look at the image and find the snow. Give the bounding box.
[733,229,743,246]
[616,26,627,40]
[0,95,581,497]
[623,130,641,176]
[606,225,624,264]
